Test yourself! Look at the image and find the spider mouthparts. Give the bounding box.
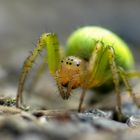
[63,95,69,100]
[60,84,71,100]
[62,90,70,100]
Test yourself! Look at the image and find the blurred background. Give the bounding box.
[0,0,140,109]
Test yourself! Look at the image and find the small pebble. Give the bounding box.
[127,115,140,127]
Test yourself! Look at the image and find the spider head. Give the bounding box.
[56,56,84,99]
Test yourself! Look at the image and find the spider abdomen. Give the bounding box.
[66,26,134,71]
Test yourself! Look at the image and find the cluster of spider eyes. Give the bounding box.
[61,57,80,67]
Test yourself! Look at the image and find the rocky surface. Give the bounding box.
[0,101,139,140]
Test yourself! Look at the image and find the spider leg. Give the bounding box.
[16,37,46,108]
[29,46,64,95]
[78,88,86,112]
[55,76,66,99]
[16,33,60,109]
[119,67,140,107]
[28,55,47,95]
[107,46,123,120]
[126,71,140,78]
[78,41,105,112]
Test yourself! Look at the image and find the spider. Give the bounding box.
[16,26,140,119]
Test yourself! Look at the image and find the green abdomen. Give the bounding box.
[66,26,134,71]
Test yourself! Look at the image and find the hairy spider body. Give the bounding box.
[16,26,140,119]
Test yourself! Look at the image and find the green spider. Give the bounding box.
[16,26,140,118]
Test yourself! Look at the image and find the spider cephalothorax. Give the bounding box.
[56,56,84,99]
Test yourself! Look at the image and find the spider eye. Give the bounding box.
[76,63,80,67]
[61,60,63,63]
